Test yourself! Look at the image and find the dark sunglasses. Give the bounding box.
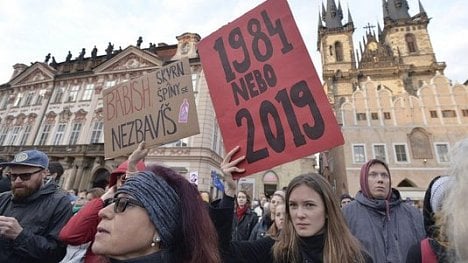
[103,197,145,213]
[7,168,44,181]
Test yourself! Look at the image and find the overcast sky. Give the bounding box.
[0,0,466,85]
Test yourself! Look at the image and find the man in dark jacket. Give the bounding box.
[0,150,73,263]
[342,159,424,263]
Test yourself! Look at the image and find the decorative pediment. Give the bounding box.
[45,111,57,123]
[14,113,26,126]
[74,109,88,122]
[59,108,73,123]
[94,46,163,74]
[9,62,56,86]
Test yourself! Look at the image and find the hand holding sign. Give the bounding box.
[199,0,344,178]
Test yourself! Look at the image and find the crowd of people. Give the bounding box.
[0,138,467,262]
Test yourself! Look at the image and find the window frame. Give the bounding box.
[372,144,388,163]
[434,142,450,163]
[352,144,367,164]
[52,123,67,145]
[393,143,410,164]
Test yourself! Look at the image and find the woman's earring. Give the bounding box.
[151,235,161,247]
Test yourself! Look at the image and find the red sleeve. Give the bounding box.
[59,198,104,245]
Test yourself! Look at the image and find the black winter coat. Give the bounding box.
[0,183,73,263]
[213,196,373,263]
[231,208,258,241]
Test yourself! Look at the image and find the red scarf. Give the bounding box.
[236,206,248,220]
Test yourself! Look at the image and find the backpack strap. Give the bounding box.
[421,238,438,263]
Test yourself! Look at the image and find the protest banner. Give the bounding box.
[103,58,199,158]
[198,0,344,178]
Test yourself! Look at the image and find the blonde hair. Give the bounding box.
[440,138,468,261]
[272,173,366,263]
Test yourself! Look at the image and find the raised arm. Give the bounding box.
[221,146,244,197]
[126,141,149,175]
[211,147,274,263]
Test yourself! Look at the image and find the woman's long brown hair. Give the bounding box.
[272,173,366,263]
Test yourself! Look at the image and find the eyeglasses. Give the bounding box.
[103,197,145,213]
[7,168,44,181]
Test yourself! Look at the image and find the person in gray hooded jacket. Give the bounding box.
[342,159,425,263]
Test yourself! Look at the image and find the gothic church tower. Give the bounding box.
[319,0,446,106]
[317,0,356,109]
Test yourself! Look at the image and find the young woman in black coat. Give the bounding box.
[214,146,372,263]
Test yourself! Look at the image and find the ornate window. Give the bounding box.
[405,33,418,53]
[409,128,433,159]
[334,41,344,62]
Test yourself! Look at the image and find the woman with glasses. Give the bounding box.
[59,143,148,263]
[91,166,220,263]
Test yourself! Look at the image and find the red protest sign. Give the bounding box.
[198,0,344,178]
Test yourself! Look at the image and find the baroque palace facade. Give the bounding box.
[0,33,230,192]
[318,0,468,200]
[0,32,314,197]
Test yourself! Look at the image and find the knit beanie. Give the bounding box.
[116,171,181,248]
[360,159,392,200]
[430,176,452,212]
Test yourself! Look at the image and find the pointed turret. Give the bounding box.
[318,10,323,29]
[323,0,343,28]
[322,2,327,22]
[418,0,426,14]
[384,0,411,21]
[347,8,353,24]
[337,1,343,19]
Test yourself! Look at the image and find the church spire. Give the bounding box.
[347,7,354,25]
[418,0,426,15]
[323,0,343,29]
[383,0,411,21]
